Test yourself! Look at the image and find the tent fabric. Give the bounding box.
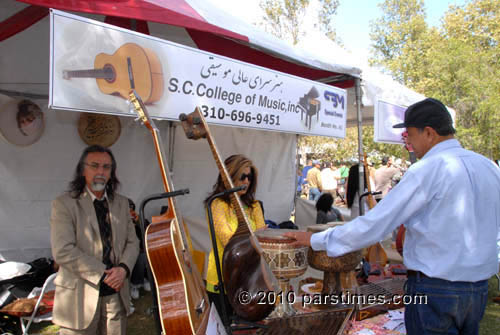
[0,93,296,262]
[18,0,247,42]
[16,0,361,87]
[0,5,48,42]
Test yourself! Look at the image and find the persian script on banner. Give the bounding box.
[49,10,347,138]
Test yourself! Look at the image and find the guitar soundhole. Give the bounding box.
[103,64,116,83]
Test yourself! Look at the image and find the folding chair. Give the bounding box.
[19,272,57,335]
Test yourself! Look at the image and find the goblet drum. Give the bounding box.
[255,229,309,317]
[307,223,362,296]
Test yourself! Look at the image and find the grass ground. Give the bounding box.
[27,276,500,334]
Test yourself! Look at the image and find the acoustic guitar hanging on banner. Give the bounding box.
[63,43,164,104]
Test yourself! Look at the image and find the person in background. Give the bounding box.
[296,168,304,198]
[50,145,139,335]
[315,193,344,224]
[128,199,151,304]
[320,162,337,198]
[301,159,313,197]
[306,160,322,201]
[204,154,266,319]
[374,156,399,201]
[338,162,349,185]
[288,98,500,335]
[345,164,373,219]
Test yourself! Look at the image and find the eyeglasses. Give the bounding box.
[239,173,253,182]
[84,162,112,171]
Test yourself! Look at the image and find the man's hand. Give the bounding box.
[103,267,126,291]
[283,231,313,247]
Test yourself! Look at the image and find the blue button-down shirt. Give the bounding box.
[311,139,500,282]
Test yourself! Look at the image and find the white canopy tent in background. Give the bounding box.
[0,0,426,262]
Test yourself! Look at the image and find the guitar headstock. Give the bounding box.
[128,90,157,132]
[179,107,207,140]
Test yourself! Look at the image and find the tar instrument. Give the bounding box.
[129,91,209,334]
[179,107,279,322]
[363,153,388,269]
[64,43,163,104]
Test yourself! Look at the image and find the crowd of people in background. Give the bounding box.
[298,156,408,212]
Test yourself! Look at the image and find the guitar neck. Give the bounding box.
[63,67,115,80]
[202,120,253,237]
[150,127,190,251]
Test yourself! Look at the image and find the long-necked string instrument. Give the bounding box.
[129,91,209,334]
[179,108,279,322]
[363,153,388,269]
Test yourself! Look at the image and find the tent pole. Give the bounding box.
[355,78,365,216]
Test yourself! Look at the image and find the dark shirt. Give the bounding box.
[316,208,342,224]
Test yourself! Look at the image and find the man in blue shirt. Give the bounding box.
[288,98,500,335]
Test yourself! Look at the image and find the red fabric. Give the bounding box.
[187,29,354,88]
[17,0,247,42]
[0,5,49,42]
[14,0,355,88]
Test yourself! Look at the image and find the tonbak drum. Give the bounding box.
[307,223,362,297]
[255,229,309,318]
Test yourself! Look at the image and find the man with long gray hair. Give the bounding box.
[50,145,139,335]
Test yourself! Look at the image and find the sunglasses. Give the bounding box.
[239,172,253,182]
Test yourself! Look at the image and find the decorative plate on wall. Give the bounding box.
[77,112,121,147]
[0,98,45,147]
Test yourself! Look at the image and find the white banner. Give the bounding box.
[374,100,406,144]
[49,10,347,138]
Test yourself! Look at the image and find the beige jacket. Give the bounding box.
[50,190,139,330]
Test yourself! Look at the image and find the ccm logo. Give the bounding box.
[324,91,345,110]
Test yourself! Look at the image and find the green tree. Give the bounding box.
[369,0,500,158]
[369,0,429,86]
[260,0,340,44]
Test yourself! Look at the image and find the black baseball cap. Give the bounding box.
[393,98,453,129]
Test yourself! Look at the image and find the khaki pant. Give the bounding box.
[59,294,125,335]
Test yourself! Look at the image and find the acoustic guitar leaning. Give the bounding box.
[129,91,209,334]
[63,43,164,104]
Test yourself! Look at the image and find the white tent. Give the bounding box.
[0,0,363,262]
[0,0,428,262]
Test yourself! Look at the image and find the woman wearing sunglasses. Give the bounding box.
[204,154,266,319]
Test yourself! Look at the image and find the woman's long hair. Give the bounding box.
[204,154,258,208]
[68,145,120,200]
[346,164,366,208]
[315,193,333,212]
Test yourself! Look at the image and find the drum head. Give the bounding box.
[255,229,297,243]
[307,222,345,233]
